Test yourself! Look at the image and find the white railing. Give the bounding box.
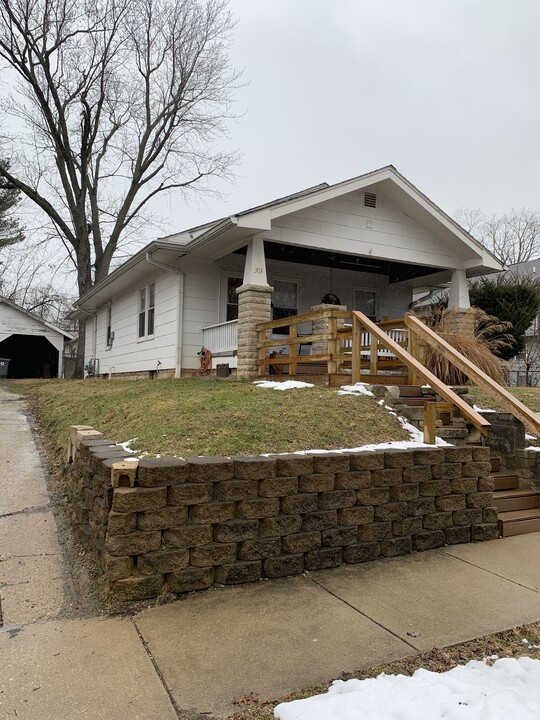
[342,328,408,359]
[202,319,238,356]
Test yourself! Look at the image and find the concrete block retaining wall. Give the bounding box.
[68,433,499,601]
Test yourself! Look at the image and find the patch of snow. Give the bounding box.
[524,446,540,452]
[525,433,536,441]
[274,657,540,720]
[337,383,375,397]
[253,380,314,390]
[118,438,137,452]
[473,404,497,413]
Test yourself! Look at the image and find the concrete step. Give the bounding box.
[498,507,540,537]
[492,472,520,491]
[493,489,540,513]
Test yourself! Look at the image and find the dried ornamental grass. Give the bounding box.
[423,308,512,385]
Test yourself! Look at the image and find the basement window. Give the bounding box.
[364,191,377,208]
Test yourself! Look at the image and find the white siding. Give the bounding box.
[87,269,180,375]
[268,188,460,269]
[0,304,65,356]
[179,257,220,369]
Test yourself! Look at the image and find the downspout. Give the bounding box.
[145,251,185,378]
[73,306,98,376]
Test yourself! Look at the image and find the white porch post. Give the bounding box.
[236,238,273,378]
[446,268,474,336]
[448,269,470,310]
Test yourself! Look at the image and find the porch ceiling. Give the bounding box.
[233,242,440,284]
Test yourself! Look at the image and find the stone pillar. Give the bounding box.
[236,283,273,378]
[311,303,347,356]
[443,308,476,336]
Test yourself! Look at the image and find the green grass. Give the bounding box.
[467,385,540,413]
[8,378,408,458]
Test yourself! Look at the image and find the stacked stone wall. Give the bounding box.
[68,434,498,601]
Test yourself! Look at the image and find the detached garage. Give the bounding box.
[0,297,72,379]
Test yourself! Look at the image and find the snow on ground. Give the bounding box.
[274,657,540,720]
[525,433,537,441]
[473,404,497,413]
[524,446,540,452]
[337,383,375,397]
[254,380,315,390]
[118,438,137,453]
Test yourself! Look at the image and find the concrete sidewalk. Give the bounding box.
[2,387,540,719]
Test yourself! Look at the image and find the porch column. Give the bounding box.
[445,268,475,336]
[236,238,273,378]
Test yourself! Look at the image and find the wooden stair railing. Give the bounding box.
[352,310,490,435]
[404,314,540,437]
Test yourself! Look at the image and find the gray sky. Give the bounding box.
[164,0,540,233]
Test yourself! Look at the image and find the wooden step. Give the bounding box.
[490,456,501,473]
[398,386,423,398]
[493,489,540,512]
[400,398,426,407]
[491,472,519,491]
[498,508,540,537]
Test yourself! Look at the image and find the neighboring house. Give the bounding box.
[496,259,540,387]
[0,296,74,378]
[72,165,503,379]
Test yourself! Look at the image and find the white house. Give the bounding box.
[0,296,73,378]
[72,165,503,379]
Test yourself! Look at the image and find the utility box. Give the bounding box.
[216,363,231,378]
[0,358,10,378]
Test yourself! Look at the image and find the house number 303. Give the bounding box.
[254,267,264,273]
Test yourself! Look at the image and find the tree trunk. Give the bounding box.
[73,235,93,378]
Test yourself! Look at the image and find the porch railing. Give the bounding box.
[202,319,238,356]
[255,308,421,382]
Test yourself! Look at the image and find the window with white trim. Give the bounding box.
[138,282,155,338]
[106,303,113,348]
[354,289,377,322]
[272,279,298,335]
[226,276,243,321]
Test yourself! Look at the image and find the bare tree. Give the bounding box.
[454,207,540,266]
[0,0,239,373]
[482,209,540,266]
[0,241,75,326]
[0,158,24,248]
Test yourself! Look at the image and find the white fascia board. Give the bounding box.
[259,167,395,222]
[463,252,504,272]
[234,209,272,230]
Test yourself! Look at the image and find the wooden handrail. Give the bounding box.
[352,310,490,434]
[256,308,351,332]
[405,313,540,436]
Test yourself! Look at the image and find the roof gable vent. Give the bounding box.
[364,191,377,208]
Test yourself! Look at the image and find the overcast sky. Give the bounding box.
[163,0,540,234]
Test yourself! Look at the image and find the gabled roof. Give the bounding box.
[75,165,504,311]
[0,296,74,339]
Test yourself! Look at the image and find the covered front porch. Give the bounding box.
[202,236,473,381]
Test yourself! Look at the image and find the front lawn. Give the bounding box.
[467,385,540,413]
[9,378,409,457]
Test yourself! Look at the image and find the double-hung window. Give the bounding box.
[272,279,298,336]
[138,282,155,338]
